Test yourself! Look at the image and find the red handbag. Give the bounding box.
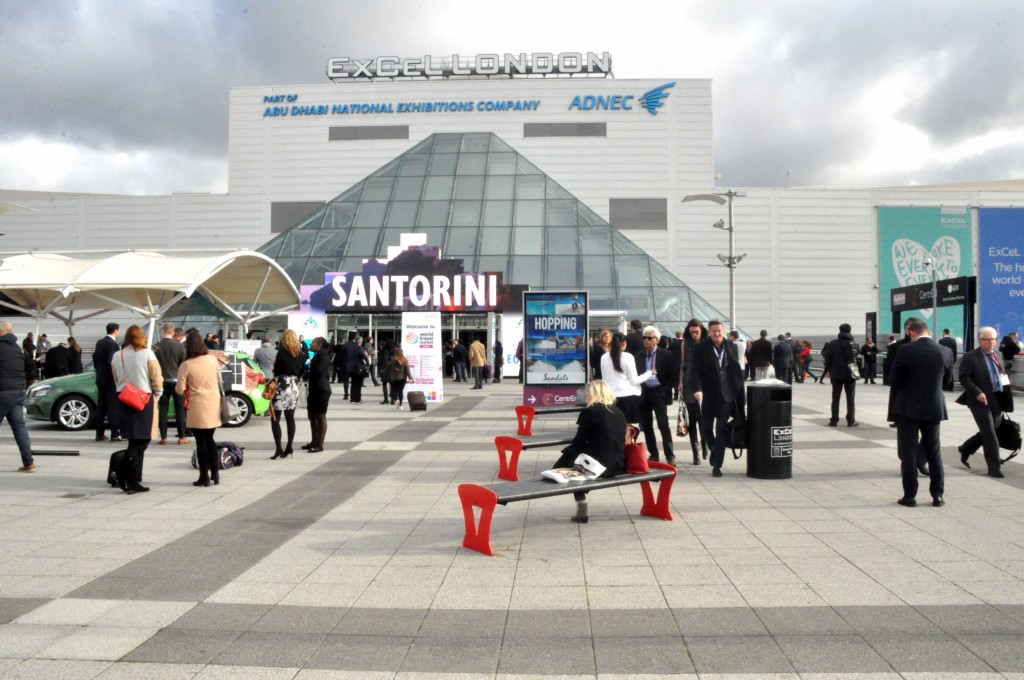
[117,351,151,411]
[624,424,649,474]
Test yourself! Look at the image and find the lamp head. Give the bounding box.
[712,219,726,229]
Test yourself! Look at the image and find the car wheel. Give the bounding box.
[223,393,253,428]
[54,395,95,431]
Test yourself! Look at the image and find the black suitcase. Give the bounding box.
[407,391,427,411]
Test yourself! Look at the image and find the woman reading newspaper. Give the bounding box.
[547,380,627,524]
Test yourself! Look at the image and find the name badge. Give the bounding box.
[1000,374,1011,387]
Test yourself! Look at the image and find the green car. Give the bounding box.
[25,351,271,431]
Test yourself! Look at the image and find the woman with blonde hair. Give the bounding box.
[176,331,223,486]
[270,329,305,458]
[550,380,628,523]
[110,324,162,494]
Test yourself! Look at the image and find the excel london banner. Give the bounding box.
[878,206,973,335]
[979,208,1024,339]
[522,291,588,408]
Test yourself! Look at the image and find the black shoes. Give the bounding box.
[282,448,293,457]
[989,470,1006,478]
[193,479,210,487]
[932,497,945,507]
[828,421,838,427]
[308,446,323,453]
[271,450,285,459]
[301,443,314,450]
[712,467,722,477]
[126,484,150,495]
[666,455,677,467]
[959,446,971,469]
[897,497,917,507]
[380,400,389,404]
[848,422,859,427]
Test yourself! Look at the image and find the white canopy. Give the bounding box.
[0,250,300,339]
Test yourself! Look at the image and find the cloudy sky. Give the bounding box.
[2,0,1022,196]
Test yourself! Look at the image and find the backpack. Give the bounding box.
[191,441,245,470]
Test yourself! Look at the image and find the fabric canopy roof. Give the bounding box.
[0,250,300,334]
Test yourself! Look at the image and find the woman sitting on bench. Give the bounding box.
[551,380,627,524]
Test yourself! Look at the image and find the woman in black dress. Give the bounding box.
[270,329,305,459]
[551,380,627,523]
[305,337,332,452]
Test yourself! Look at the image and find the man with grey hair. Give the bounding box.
[634,325,676,465]
[957,326,1014,477]
[0,321,36,472]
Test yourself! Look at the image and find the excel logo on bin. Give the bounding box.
[771,426,793,458]
[567,81,676,116]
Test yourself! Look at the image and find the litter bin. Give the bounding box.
[746,380,793,479]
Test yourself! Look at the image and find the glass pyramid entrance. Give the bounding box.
[257,132,726,327]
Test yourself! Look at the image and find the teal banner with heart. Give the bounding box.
[878,206,973,337]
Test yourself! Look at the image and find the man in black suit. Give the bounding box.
[938,329,958,391]
[93,322,123,442]
[889,318,954,507]
[957,326,1014,477]
[625,319,645,357]
[634,325,675,466]
[687,319,745,477]
[748,330,772,381]
[772,334,793,384]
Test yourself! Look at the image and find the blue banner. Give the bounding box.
[979,208,1024,338]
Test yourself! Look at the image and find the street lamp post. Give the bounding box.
[924,256,938,326]
[681,190,746,328]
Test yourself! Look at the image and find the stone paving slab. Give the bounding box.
[2,378,1024,677]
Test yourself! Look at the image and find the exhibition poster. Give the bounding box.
[401,311,443,402]
[978,208,1024,339]
[522,291,588,407]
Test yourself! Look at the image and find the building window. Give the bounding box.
[523,123,607,138]
[329,125,410,141]
[609,198,667,231]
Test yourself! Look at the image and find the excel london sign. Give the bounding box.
[327,52,612,81]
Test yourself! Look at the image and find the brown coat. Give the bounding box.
[176,354,223,429]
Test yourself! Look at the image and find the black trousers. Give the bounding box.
[350,375,364,403]
[158,380,186,439]
[897,417,943,500]
[830,379,856,423]
[640,388,674,460]
[962,401,1001,474]
[96,384,122,438]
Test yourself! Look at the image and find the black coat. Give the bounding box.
[43,344,72,378]
[822,332,859,381]
[957,348,1013,417]
[938,336,957,362]
[634,347,675,403]
[93,335,119,388]
[748,337,772,368]
[773,342,793,368]
[686,339,746,414]
[625,330,644,357]
[556,404,627,478]
[308,348,333,395]
[889,337,953,421]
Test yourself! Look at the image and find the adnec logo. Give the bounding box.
[567,81,675,116]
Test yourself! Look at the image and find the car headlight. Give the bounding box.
[27,384,53,400]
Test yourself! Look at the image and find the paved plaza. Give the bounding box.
[2,376,1024,679]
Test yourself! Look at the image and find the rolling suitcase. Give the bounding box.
[407,391,427,411]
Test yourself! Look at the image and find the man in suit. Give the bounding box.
[889,318,954,507]
[938,329,958,392]
[823,323,860,426]
[773,334,793,384]
[748,330,772,381]
[687,319,745,477]
[634,325,675,465]
[957,326,1014,477]
[625,319,645,356]
[93,322,123,442]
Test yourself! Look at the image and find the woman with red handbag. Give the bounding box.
[110,325,162,494]
[550,380,627,523]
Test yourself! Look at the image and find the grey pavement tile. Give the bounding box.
[498,637,595,675]
[417,609,508,638]
[956,634,1024,672]
[917,604,1024,634]
[122,628,241,664]
[212,630,325,668]
[775,634,893,673]
[168,603,271,631]
[249,605,349,633]
[0,658,111,679]
[0,624,80,659]
[672,606,768,637]
[399,636,501,674]
[835,605,944,635]
[504,609,591,639]
[333,608,426,636]
[753,606,856,635]
[304,634,412,671]
[863,633,993,672]
[684,635,794,673]
[589,608,679,638]
[0,598,47,624]
[593,635,695,674]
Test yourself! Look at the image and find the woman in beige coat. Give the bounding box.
[176,331,223,486]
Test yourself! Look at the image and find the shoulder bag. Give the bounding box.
[624,424,650,473]
[998,414,1021,463]
[219,377,241,423]
[117,351,151,411]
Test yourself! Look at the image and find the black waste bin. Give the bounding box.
[746,381,793,479]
